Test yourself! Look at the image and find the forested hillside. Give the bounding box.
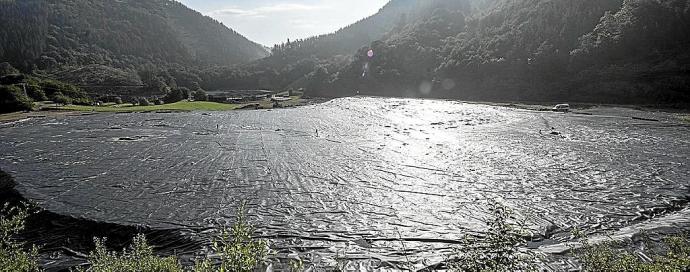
[325,0,628,98]
[197,0,470,91]
[193,0,422,92]
[2,0,688,105]
[306,0,690,104]
[0,0,267,88]
[215,0,689,105]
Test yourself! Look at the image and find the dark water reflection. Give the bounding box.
[1,97,688,269]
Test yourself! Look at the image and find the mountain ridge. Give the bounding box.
[0,0,268,85]
[294,0,690,104]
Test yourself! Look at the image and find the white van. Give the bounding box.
[553,104,570,113]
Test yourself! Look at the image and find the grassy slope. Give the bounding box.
[52,97,307,113]
[0,97,309,122]
[55,101,242,112]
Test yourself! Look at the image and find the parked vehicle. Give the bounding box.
[553,104,570,113]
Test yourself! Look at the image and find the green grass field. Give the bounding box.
[54,101,242,112]
[51,97,308,113]
[682,115,690,123]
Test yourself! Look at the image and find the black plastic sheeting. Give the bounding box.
[1,97,689,270]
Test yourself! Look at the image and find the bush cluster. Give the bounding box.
[74,203,269,272]
[577,232,690,272]
[0,202,40,272]
[2,200,689,272]
[0,63,92,113]
[77,235,183,272]
[446,202,536,272]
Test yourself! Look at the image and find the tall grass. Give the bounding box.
[0,202,40,272]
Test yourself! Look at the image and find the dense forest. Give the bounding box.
[0,0,267,90]
[1,0,689,105]
[191,0,690,105]
[295,0,690,104]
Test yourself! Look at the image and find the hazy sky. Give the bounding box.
[179,0,389,47]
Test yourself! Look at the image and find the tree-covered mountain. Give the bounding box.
[305,0,690,104]
[324,0,628,98]
[198,0,469,91]
[2,0,687,105]
[195,0,424,92]
[0,0,268,86]
[213,0,689,105]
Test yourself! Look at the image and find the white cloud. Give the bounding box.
[209,3,324,18]
[208,8,254,16]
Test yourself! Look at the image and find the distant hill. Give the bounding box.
[200,0,441,91]
[0,0,268,86]
[268,0,418,62]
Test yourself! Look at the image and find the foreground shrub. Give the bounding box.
[447,202,536,272]
[4,196,690,272]
[194,203,268,272]
[0,202,40,272]
[80,234,183,272]
[578,232,690,272]
[78,203,267,272]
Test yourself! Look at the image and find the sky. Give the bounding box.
[179,0,390,47]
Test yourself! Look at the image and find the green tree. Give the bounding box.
[163,89,184,103]
[25,84,47,101]
[192,89,208,101]
[51,91,72,105]
[0,85,33,113]
[0,202,40,272]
